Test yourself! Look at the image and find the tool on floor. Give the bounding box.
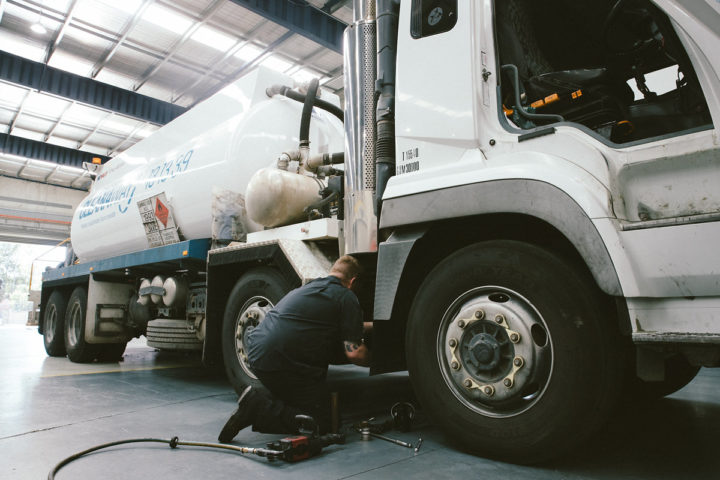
[358,429,414,448]
[48,416,345,479]
[266,415,345,462]
[353,402,417,435]
[354,402,420,450]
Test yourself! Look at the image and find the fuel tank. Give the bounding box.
[71,68,344,262]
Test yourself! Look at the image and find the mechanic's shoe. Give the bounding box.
[218,385,259,443]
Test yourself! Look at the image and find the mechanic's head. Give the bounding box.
[330,255,363,290]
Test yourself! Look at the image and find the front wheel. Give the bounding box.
[406,241,624,463]
[221,267,293,394]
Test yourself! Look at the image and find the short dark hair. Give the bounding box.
[330,255,363,282]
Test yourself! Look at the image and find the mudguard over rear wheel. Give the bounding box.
[406,241,624,463]
[221,267,293,395]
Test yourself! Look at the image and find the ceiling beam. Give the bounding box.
[44,0,79,64]
[227,0,346,54]
[171,19,269,104]
[0,50,185,125]
[90,0,155,78]
[0,133,108,168]
[192,30,295,106]
[133,0,225,91]
[321,0,349,14]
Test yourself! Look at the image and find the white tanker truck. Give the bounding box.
[39,0,720,463]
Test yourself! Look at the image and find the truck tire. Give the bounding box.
[222,267,293,395]
[633,354,700,400]
[406,240,624,463]
[43,290,67,357]
[64,286,96,363]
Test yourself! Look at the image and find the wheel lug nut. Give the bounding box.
[510,333,520,343]
[449,338,458,348]
[484,386,494,396]
[451,361,460,370]
[457,320,466,328]
[495,314,504,324]
[474,310,484,319]
[464,379,472,388]
[513,357,523,367]
[504,378,512,387]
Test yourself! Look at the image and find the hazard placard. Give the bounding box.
[137,193,180,248]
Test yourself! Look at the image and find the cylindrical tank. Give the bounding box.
[246,168,325,228]
[150,275,166,305]
[163,276,189,308]
[71,68,344,262]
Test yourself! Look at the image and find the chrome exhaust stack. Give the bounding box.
[344,0,378,255]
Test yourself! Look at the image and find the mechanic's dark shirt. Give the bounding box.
[246,276,363,379]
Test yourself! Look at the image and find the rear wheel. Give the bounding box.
[43,290,67,357]
[406,241,624,463]
[65,287,96,363]
[221,267,293,394]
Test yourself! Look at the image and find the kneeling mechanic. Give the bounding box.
[219,255,370,442]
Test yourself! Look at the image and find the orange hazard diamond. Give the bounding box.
[155,198,169,227]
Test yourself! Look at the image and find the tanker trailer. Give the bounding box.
[39,67,345,363]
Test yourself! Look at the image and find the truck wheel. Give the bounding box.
[64,286,96,363]
[633,354,700,400]
[222,267,292,394]
[43,290,67,357]
[406,240,623,463]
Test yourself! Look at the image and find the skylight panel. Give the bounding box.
[0,82,31,107]
[261,55,292,73]
[234,44,263,62]
[0,31,46,62]
[47,52,94,76]
[191,25,235,51]
[142,4,192,34]
[24,92,71,118]
[96,0,143,15]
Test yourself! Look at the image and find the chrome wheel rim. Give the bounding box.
[234,296,273,380]
[45,304,57,343]
[67,301,83,347]
[437,286,553,418]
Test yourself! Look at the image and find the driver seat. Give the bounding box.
[496,0,633,132]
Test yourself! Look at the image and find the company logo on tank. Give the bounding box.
[78,184,137,221]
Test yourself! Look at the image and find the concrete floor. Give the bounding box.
[2,324,719,479]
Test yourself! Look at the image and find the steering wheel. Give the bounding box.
[602,0,662,56]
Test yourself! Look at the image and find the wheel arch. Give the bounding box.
[376,179,626,328]
[39,277,89,335]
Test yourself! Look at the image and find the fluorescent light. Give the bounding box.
[31,23,47,35]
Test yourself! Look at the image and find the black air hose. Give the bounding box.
[299,78,320,149]
[266,85,344,122]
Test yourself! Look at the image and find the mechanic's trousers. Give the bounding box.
[251,369,331,435]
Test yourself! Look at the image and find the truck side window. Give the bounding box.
[411,0,458,39]
[494,0,713,144]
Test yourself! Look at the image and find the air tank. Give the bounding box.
[70,68,344,262]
